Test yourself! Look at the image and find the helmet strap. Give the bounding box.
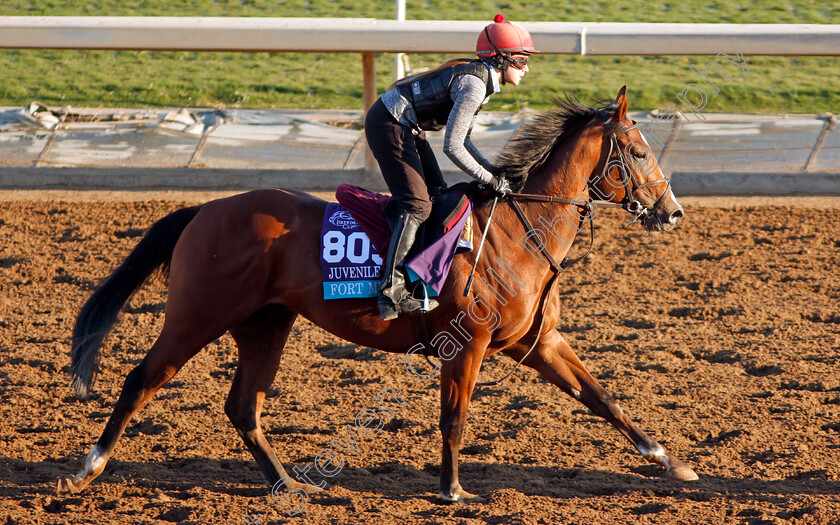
[483,27,513,85]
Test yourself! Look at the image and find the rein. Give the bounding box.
[417,115,672,386]
[478,117,655,386]
[476,196,593,387]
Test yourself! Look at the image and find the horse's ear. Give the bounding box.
[613,86,628,123]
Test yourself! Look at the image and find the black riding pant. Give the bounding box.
[365,98,445,222]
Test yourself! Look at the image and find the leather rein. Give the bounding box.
[478,117,665,386]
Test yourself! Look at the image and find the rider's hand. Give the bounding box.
[487,176,511,198]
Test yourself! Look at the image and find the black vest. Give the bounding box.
[398,61,495,132]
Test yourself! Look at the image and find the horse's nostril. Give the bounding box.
[669,209,684,223]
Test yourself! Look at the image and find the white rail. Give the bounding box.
[0,17,839,55]
[3,17,838,173]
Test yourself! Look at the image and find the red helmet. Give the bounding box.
[476,14,539,58]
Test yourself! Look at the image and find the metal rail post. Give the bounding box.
[657,117,681,169]
[362,52,378,176]
[804,113,836,172]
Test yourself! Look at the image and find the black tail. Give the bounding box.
[71,205,202,399]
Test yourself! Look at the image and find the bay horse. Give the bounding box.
[58,87,698,503]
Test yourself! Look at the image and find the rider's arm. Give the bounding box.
[464,127,496,174]
[443,75,495,184]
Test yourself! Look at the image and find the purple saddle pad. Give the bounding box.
[330,184,472,295]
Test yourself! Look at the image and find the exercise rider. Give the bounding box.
[364,13,539,321]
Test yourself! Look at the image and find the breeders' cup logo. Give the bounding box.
[329,210,358,230]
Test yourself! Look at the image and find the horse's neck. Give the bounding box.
[521,128,598,198]
[511,129,601,273]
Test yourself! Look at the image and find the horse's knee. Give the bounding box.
[577,382,627,422]
[224,398,258,432]
[439,415,465,445]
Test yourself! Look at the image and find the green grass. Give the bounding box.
[1,1,839,114]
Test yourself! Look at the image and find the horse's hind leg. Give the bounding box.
[57,324,223,494]
[225,305,322,495]
[511,331,698,481]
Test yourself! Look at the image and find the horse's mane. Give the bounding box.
[493,95,623,193]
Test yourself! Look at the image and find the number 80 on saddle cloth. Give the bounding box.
[319,185,473,300]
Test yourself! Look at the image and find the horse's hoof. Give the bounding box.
[439,487,486,504]
[300,483,325,495]
[286,480,325,495]
[665,458,699,481]
[56,476,86,494]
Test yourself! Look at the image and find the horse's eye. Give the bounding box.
[632,150,647,161]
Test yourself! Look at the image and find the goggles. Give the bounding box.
[509,56,529,70]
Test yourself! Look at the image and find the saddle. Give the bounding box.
[334,184,473,294]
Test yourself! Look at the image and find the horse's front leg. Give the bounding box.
[439,345,486,503]
[509,330,698,481]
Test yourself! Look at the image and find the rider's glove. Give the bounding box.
[487,176,512,198]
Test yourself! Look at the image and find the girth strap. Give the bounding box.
[411,307,439,369]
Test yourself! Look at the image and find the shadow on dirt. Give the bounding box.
[7,454,835,505]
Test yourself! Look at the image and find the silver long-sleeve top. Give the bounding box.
[380,63,500,185]
[443,74,497,184]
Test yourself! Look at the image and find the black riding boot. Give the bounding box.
[378,212,438,321]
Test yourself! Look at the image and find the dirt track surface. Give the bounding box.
[1,192,839,524]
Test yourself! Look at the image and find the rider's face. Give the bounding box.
[504,54,530,86]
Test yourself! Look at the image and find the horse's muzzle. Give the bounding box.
[643,197,684,232]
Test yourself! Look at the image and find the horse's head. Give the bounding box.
[591,87,684,232]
